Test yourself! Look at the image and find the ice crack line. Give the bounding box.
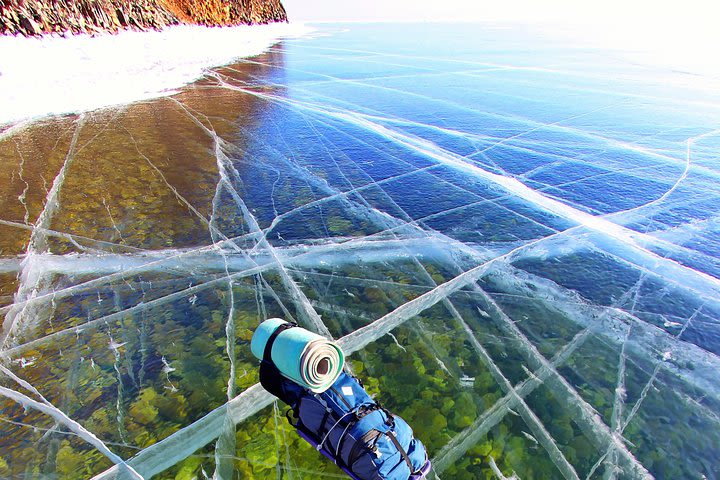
[454,304,580,480]
[2,114,86,350]
[0,120,31,142]
[92,224,658,480]
[0,228,260,319]
[0,364,143,479]
[585,303,708,480]
[0,236,476,359]
[431,268,654,478]
[303,117,486,381]
[13,140,31,225]
[171,97,333,339]
[208,146,242,480]
[217,142,332,338]
[90,235,542,479]
[603,275,647,479]
[126,106,298,326]
[214,84,720,301]
[0,218,146,254]
[217,63,715,183]
[250,73,712,199]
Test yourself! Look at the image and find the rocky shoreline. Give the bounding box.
[0,0,287,37]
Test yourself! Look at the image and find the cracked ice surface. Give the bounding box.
[1,24,720,480]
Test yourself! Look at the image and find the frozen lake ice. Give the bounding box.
[0,23,719,479]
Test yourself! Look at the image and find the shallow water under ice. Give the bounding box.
[1,23,719,480]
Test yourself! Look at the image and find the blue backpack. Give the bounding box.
[258,326,431,480]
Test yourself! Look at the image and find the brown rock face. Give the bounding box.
[0,0,287,37]
[158,0,287,26]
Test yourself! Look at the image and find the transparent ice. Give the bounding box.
[0,24,719,480]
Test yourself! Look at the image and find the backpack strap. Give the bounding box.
[259,321,298,401]
[385,429,416,473]
[347,428,382,467]
[317,410,356,451]
[333,403,380,463]
[376,407,417,473]
[310,393,335,442]
[263,321,298,362]
[367,401,416,471]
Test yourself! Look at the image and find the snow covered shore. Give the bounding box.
[0,22,311,126]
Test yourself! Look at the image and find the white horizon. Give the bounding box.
[283,0,720,77]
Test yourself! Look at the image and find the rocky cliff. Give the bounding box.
[0,0,287,36]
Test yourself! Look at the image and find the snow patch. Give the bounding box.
[0,22,312,126]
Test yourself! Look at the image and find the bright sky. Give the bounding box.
[283,0,717,25]
[283,0,720,75]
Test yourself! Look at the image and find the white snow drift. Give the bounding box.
[0,22,311,126]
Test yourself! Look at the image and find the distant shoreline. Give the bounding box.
[0,0,287,37]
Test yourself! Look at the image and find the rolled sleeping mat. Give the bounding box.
[251,318,344,393]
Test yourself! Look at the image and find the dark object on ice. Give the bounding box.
[259,323,432,480]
